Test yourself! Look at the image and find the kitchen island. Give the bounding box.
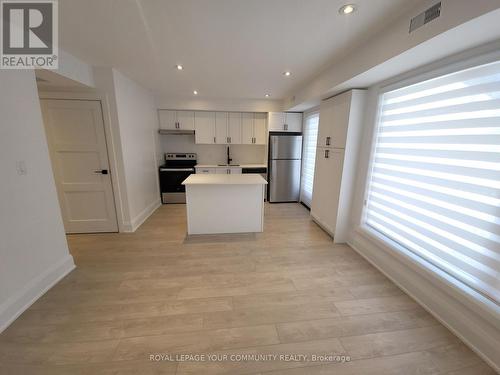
[182,174,267,235]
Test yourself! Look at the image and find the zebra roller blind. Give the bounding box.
[365,60,500,303]
[300,113,319,207]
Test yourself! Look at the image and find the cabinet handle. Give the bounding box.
[284,124,288,131]
[229,136,231,143]
[326,136,331,146]
[325,149,329,159]
[214,137,216,143]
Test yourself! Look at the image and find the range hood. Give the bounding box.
[158,129,195,135]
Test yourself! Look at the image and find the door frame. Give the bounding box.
[38,91,127,232]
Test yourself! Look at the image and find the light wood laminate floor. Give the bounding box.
[0,203,495,374]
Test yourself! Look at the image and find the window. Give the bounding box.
[300,113,319,207]
[364,60,500,304]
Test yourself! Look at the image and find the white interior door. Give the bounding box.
[41,99,118,233]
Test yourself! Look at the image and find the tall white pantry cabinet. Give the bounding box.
[311,89,366,243]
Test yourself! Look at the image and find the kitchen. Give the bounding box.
[158,110,308,235]
[1,1,499,374]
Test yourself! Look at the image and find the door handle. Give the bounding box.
[94,169,108,175]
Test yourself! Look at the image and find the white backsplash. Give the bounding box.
[160,135,267,165]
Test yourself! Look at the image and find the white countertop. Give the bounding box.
[195,164,267,169]
[183,174,268,185]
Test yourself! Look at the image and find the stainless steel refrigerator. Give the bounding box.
[268,134,303,202]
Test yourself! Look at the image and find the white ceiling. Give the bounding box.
[59,0,416,100]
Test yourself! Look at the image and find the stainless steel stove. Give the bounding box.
[159,153,197,203]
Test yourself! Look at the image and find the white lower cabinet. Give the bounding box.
[311,149,344,235]
[196,167,242,174]
[195,167,217,174]
[216,167,242,174]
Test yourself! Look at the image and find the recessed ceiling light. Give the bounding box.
[283,71,291,76]
[176,64,183,70]
[339,4,356,15]
[193,90,198,95]
[265,94,270,98]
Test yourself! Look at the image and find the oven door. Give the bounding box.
[159,168,194,203]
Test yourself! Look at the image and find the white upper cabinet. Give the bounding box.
[176,111,195,130]
[159,110,194,130]
[158,110,176,130]
[241,113,255,145]
[285,113,302,132]
[268,112,302,132]
[317,91,352,149]
[159,110,265,145]
[241,112,267,145]
[253,113,267,144]
[268,112,285,131]
[228,112,242,144]
[215,112,229,144]
[215,112,242,144]
[194,111,216,144]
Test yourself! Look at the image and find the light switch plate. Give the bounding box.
[16,160,27,175]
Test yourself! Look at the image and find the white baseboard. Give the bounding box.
[0,255,75,333]
[123,199,161,233]
[310,212,334,239]
[349,229,500,372]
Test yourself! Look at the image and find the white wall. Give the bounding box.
[112,69,161,230]
[156,96,283,113]
[0,70,75,332]
[160,135,266,165]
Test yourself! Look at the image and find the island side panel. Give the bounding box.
[185,184,264,235]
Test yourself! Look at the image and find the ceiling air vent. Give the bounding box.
[409,2,441,33]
